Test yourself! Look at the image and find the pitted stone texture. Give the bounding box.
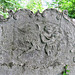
[0,9,75,75]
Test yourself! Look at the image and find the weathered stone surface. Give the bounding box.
[0,8,75,75]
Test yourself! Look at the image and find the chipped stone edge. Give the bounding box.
[0,8,75,25]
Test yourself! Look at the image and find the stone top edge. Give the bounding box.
[0,8,73,23]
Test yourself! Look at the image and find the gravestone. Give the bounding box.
[0,9,75,75]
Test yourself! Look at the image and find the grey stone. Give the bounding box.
[73,57,75,63]
[0,8,75,75]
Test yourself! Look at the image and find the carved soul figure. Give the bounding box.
[40,23,68,56]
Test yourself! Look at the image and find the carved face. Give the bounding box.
[41,24,64,43]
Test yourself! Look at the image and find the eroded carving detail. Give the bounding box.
[14,23,41,57]
[40,24,68,56]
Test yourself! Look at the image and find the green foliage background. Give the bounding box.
[47,0,75,18]
[0,0,75,18]
[0,0,24,18]
[25,0,44,13]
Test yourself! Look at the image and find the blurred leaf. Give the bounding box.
[63,72,66,75]
[66,70,70,72]
[3,12,9,19]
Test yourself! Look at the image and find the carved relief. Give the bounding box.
[14,23,40,54]
[40,23,68,56]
